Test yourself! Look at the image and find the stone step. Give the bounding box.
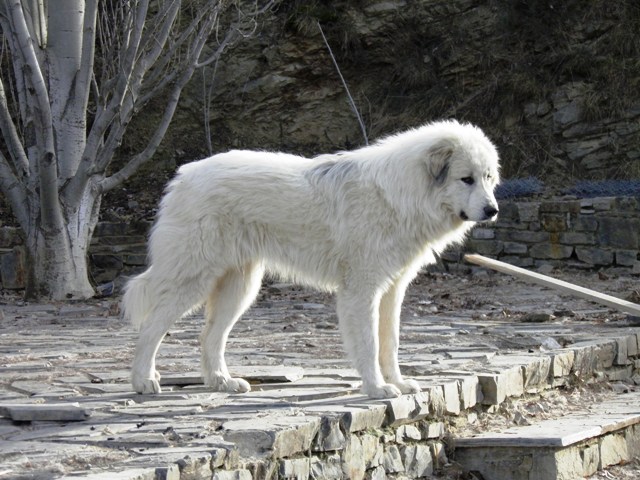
[454,390,640,480]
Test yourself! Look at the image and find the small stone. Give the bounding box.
[312,416,346,452]
[0,247,26,289]
[540,337,562,351]
[611,382,630,394]
[280,458,310,479]
[310,454,342,480]
[177,454,213,480]
[341,436,364,479]
[401,444,433,478]
[520,312,554,323]
[472,228,495,240]
[430,442,448,469]
[213,470,252,480]
[550,350,575,378]
[477,367,523,406]
[339,404,386,433]
[512,411,530,426]
[369,466,386,480]
[423,422,445,439]
[383,445,404,474]
[581,444,600,476]
[599,433,629,468]
[537,264,556,275]
[360,433,383,469]
[382,395,418,426]
[395,424,421,443]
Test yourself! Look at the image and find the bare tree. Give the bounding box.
[0,0,273,300]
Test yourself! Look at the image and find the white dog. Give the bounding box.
[123,120,500,399]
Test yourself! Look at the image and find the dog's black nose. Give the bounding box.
[484,205,499,218]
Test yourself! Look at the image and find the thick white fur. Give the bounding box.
[123,120,500,399]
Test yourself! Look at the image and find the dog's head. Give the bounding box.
[425,122,500,224]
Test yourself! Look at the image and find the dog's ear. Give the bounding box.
[427,139,455,185]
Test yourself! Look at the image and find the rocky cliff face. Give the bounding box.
[153,0,640,184]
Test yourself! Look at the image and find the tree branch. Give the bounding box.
[0,76,29,177]
[86,0,149,151]
[78,0,98,111]
[135,0,182,73]
[59,0,100,205]
[99,68,193,192]
[7,0,60,230]
[20,0,46,57]
[195,25,235,68]
[0,150,29,230]
[94,3,212,174]
[0,13,30,130]
[84,0,185,179]
[194,0,278,69]
[88,1,274,193]
[317,21,368,146]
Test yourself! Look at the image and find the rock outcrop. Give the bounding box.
[161,0,639,183]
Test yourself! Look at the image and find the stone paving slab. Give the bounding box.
[455,390,640,448]
[1,272,640,478]
[454,391,640,480]
[0,403,91,422]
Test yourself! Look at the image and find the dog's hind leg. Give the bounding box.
[131,279,206,394]
[379,267,422,395]
[200,262,264,393]
[131,276,211,393]
[132,314,171,394]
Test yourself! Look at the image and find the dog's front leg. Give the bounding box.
[336,286,402,398]
[379,274,421,395]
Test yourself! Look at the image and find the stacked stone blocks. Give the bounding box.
[163,331,640,479]
[463,196,640,272]
[1,196,638,288]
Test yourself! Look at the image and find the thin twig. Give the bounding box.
[202,57,219,156]
[317,21,368,146]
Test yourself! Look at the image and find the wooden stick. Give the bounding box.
[464,254,640,317]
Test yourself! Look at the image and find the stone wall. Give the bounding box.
[89,221,152,285]
[0,196,639,291]
[0,221,153,291]
[0,227,26,289]
[451,196,640,273]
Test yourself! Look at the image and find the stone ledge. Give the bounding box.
[454,391,640,479]
[2,328,638,479]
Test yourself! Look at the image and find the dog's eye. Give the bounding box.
[461,177,475,185]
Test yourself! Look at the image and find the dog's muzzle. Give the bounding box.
[483,205,499,220]
[460,205,499,222]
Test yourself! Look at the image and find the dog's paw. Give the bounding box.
[207,375,251,394]
[395,378,422,394]
[362,383,402,399]
[131,368,162,394]
[132,375,162,394]
[225,377,251,393]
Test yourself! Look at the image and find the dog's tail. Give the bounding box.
[122,268,154,331]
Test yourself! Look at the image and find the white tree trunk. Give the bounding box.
[0,0,272,300]
[24,183,99,300]
[47,0,87,183]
